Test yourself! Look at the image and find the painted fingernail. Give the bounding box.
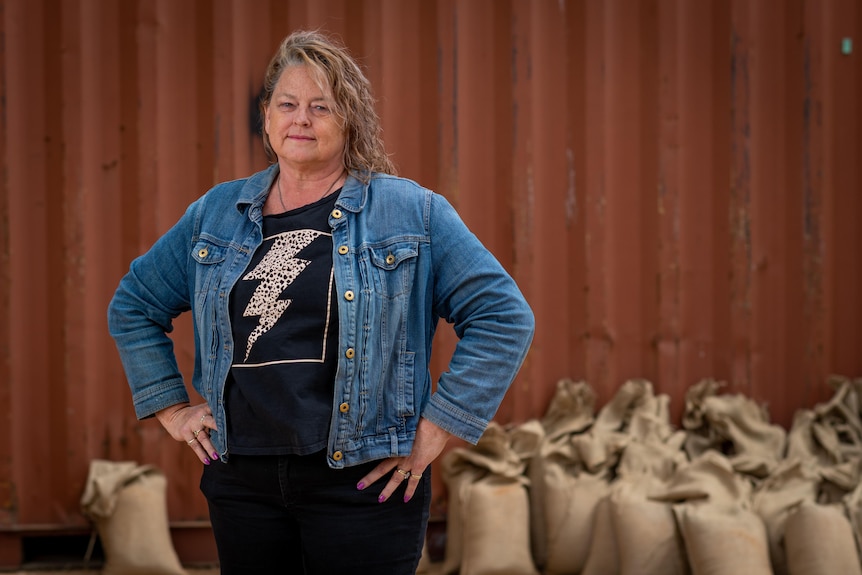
[212,452,219,460]
[404,495,411,503]
[204,458,210,465]
[378,494,386,503]
[356,482,365,490]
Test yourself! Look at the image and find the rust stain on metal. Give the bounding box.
[0,481,15,514]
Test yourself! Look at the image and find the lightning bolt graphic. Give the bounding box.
[241,229,324,361]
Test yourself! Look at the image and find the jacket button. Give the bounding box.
[338,245,349,255]
[344,290,354,301]
[332,451,343,461]
[198,247,208,258]
[386,254,395,265]
[345,348,355,359]
[339,402,350,413]
[332,209,343,219]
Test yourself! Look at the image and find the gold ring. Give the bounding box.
[200,414,207,424]
[396,468,411,478]
[411,473,423,479]
[187,438,196,445]
[193,428,203,438]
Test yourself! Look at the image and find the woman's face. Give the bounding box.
[264,65,345,173]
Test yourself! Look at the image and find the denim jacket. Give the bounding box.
[108,164,535,468]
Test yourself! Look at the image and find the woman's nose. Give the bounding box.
[294,106,311,126]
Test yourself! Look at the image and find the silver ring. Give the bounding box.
[200,414,208,424]
[187,438,196,445]
[396,468,411,478]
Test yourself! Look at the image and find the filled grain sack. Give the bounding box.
[581,493,620,575]
[650,450,752,507]
[750,458,819,575]
[459,475,538,575]
[674,503,771,575]
[682,379,786,478]
[80,459,186,575]
[442,422,540,575]
[541,462,609,575]
[785,409,821,463]
[784,501,862,575]
[579,448,687,575]
[592,379,659,434]
[608,479,689,575]
[570,430,629,474]
[571,379,667,477]
[529,379,597,570]
[681,379,725,431]
[540,378,598,439]
[441,461,485,575]
[705,393,786,476]
[786,376,862,467]
[616,432,687,483]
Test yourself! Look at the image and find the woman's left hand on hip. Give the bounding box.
[357,417,452,503]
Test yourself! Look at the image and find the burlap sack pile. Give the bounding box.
[580,381,688,575]
[80,459,187,575]
[442,375,862,575]
[777,375,862,574]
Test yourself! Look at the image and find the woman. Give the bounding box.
[108,30,534,574]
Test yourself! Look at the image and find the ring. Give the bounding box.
[396,468,411,478]
[193,428,203,438]
[200,414,207,424]
[411,473,423,479]
[187,438,196,445]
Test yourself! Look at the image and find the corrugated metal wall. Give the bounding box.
[1,0,860,565]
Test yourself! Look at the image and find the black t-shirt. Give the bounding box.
[225,191,340,455]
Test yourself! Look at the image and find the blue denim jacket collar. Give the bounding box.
[233,164,369,216]
[234,164,275,217]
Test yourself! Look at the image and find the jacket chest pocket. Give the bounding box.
[363,241,418,299]
[191,240,229,297]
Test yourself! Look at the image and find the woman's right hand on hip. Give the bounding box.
[156,402,219,465]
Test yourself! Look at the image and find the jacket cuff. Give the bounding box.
[422,394,490,445]
[132,383,190,420]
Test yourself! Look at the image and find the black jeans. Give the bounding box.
[200,451,430,574]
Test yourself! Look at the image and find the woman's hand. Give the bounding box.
[156,403,219,465]
[356,417,452,503]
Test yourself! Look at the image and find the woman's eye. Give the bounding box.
[312,105,330,115]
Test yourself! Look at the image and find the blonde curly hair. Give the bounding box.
[259,30,396,181]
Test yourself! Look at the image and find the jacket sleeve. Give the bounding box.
[421,193,535,444]
[107,202,199,419]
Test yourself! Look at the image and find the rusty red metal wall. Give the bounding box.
[1,0,860,566]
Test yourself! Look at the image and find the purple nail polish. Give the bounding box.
[204,458,210,465]
[356,482,365,490]
[378,494,386,503]
[212,452,219,460]
[404,495,411,503]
